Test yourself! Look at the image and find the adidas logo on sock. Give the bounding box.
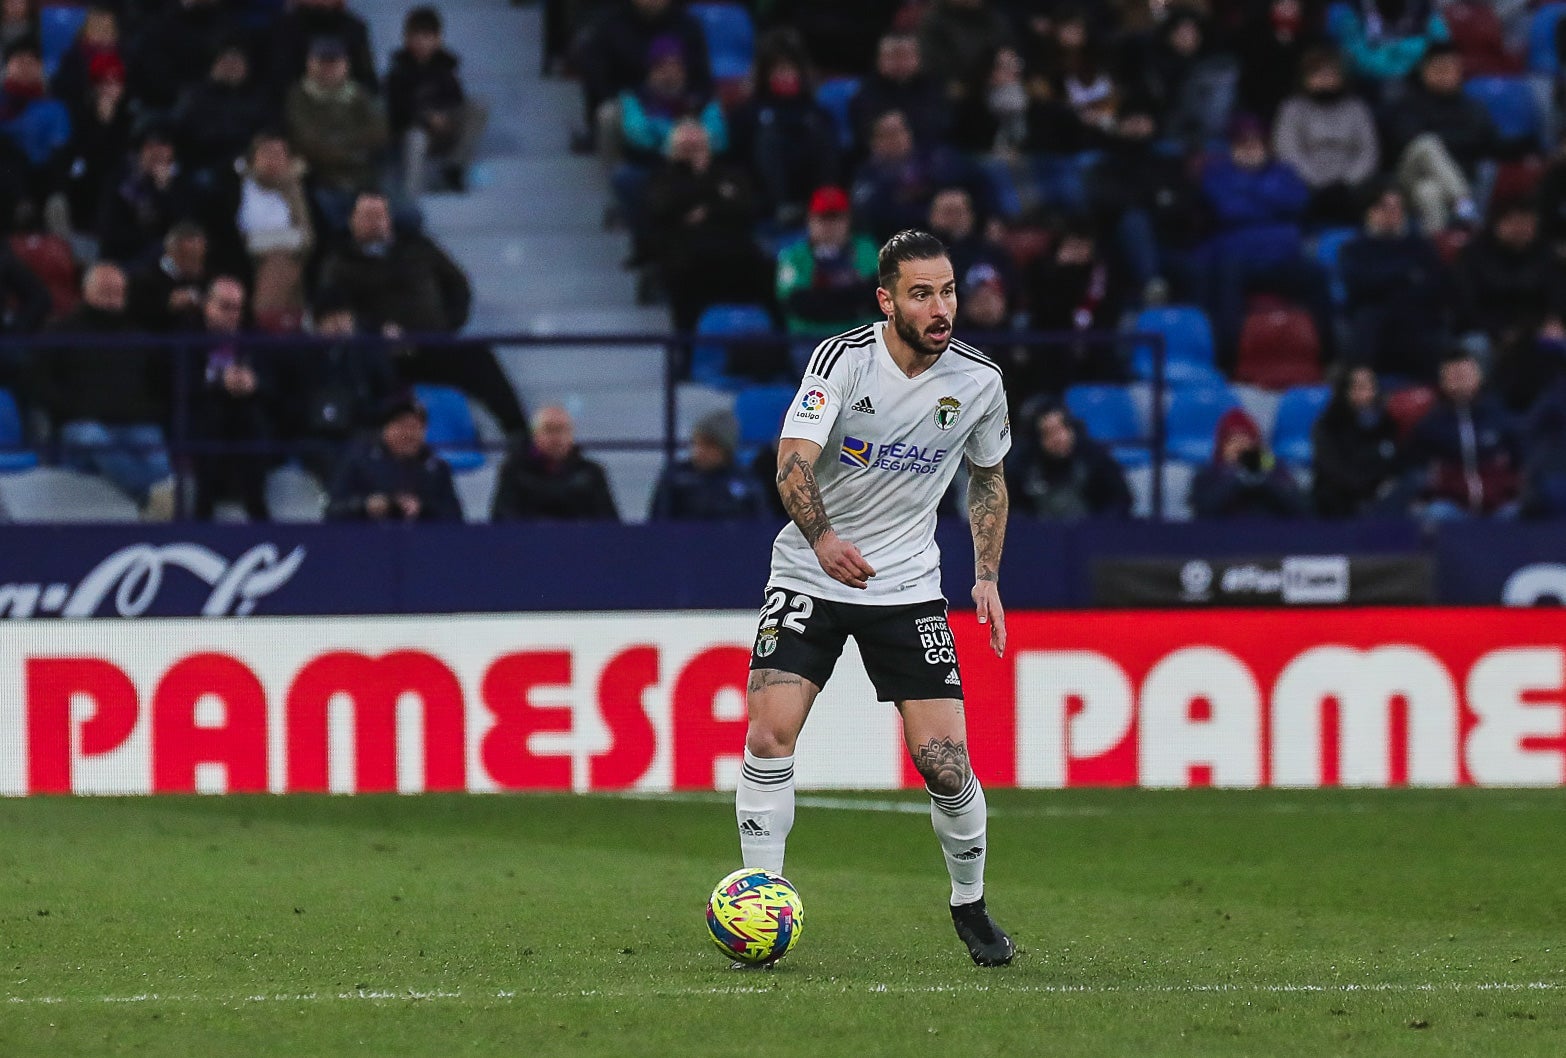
[851,396,875,414]
[739,818,770,837]
[953,845,985,861]
[944,668,961,686]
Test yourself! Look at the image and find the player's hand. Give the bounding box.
[972,580,1006,658]
[813,530,876,589]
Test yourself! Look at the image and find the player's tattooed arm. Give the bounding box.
[967,460,1008,583]
[776,449,832,545]
[912,736,971,796]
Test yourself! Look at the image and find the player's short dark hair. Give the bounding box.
[877,230,949,290]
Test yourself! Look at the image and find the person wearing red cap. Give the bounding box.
[775,186,878,335]
[1190,407,1309,519]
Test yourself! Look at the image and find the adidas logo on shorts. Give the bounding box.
[850,396,875,414]
[944,668,961,686]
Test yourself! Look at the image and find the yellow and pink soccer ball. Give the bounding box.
[705,868,804,965]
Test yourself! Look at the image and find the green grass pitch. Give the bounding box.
[2,789,1564,1056]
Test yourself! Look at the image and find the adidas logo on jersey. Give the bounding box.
[944,668,961,686]
[850,396,875,414]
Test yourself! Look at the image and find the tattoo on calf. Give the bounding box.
[913,736,970,796]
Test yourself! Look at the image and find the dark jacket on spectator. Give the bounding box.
[63,95,131,227]
[268,4,379,99]
[649,459,768,520]
[1201,155,1309,234]
[284,78,388,193]
[850,70,949,151]
[326,437,462,521]
[125,0,237,112]
[1191,408,1310,519]
[35,306,165,424]
[0,244,51,335]
[98,164,198,265]
[316,233,472,333]
[1312,395,1401,517]
[1456,231,1564,344]
[127,259,208,333]
[281,339,400,443]
[1008,430,1131,520]
[573,1,711,113]
[386,46,465,136]
[173,77,275,174]
[1521,381,1566,516]
[492,444,619,521]
[1340,231,1450,315]
[917,0,1011,97]
[1405,391,1521,512]
[1383,83,1496,171]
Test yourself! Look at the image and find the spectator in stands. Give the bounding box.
[776,186,878,336]
[1312,364,1402,517]
[1236,0,1318,122]
[1191,407,1310,519]
[126,0,237,113]
[283,292,398,478]
[269,0,378,99]
[1132,5,1238,148]
[1271,51,1380,227]
[781,0,902,77]
[317,191,469,335]
[128,221,209,332]
[927,185,1012,293]
[1519,377,1566,517]
[492,405,619,521]
[1456,198,1564,354]
[316,192,526,435]
[917,0,1012,107]
[285,35,389,223]
[388,6,486,196]
[946,41,1031,157]
[61,49,129,234]
[1341,183,1453,380]
[1383,43,1489,233]
[0,0,36,55]
[36,262,175,518]
[608,34,725,240]
[728,29,840,224]
[172,42,273,182]
[236,132,314,324]
[1495,315,1566,414]
[1403,349,1521,519]
[1,43,71,217]
[0,237,49,340]
[851,32,949,152]
[1326,0,1448,92]
[851,110,947,242]
[49,6,120,115]
[643,119,772,332]
[189,276,273,520]
[1008,401,1131,521]
[572,0,710,141]
[649,409,767,520]
[1537,140,1566,258]
[98,126,196,265]
[1026,222,1120,335]
[326,393,463,522]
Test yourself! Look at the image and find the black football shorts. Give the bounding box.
[749,585,964,702]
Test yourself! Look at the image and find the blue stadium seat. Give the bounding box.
[1530,3,1566,74]
[1271,385,1332,466]
[39,5,87,78]
[1164,385,1242,464]
[688,3,755,79]
[815,77,861,150]
[1312,226,1359,305]
[733,383,799,451]
[1064,384,1150,468]
[0,390,37,472]
[1130,305,1225,386]
[413,384,484,472]
[1463,75,1541,144]
[692,303,774,388]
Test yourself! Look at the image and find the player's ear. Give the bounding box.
[875,285,894,316]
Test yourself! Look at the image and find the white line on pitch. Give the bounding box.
[3,981,1559,1007]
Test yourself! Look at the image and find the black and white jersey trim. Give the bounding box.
[805,325,876,380]
[949,338,1004,379]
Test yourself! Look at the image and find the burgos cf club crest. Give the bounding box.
[754,626,779,658]
[793,387,829,424]
[934,396,962,430]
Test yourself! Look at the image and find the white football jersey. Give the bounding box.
[767,321,1011,605]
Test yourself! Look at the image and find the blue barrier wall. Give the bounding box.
[0,519,1458,617]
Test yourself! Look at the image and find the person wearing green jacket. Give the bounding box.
[775,186,879,336]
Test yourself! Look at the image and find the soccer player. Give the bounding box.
[737,229,1015,967]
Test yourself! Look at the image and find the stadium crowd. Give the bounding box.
[570,0,1566,523]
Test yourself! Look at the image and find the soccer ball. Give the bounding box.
[705,867,804,965]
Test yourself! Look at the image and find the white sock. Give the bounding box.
[929,773,987,906]
[736,749,795,874]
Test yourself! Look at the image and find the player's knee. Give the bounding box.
[920,764,969,799]
[745,723,797,759]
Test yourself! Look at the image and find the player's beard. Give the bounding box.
[891,306,951,359]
